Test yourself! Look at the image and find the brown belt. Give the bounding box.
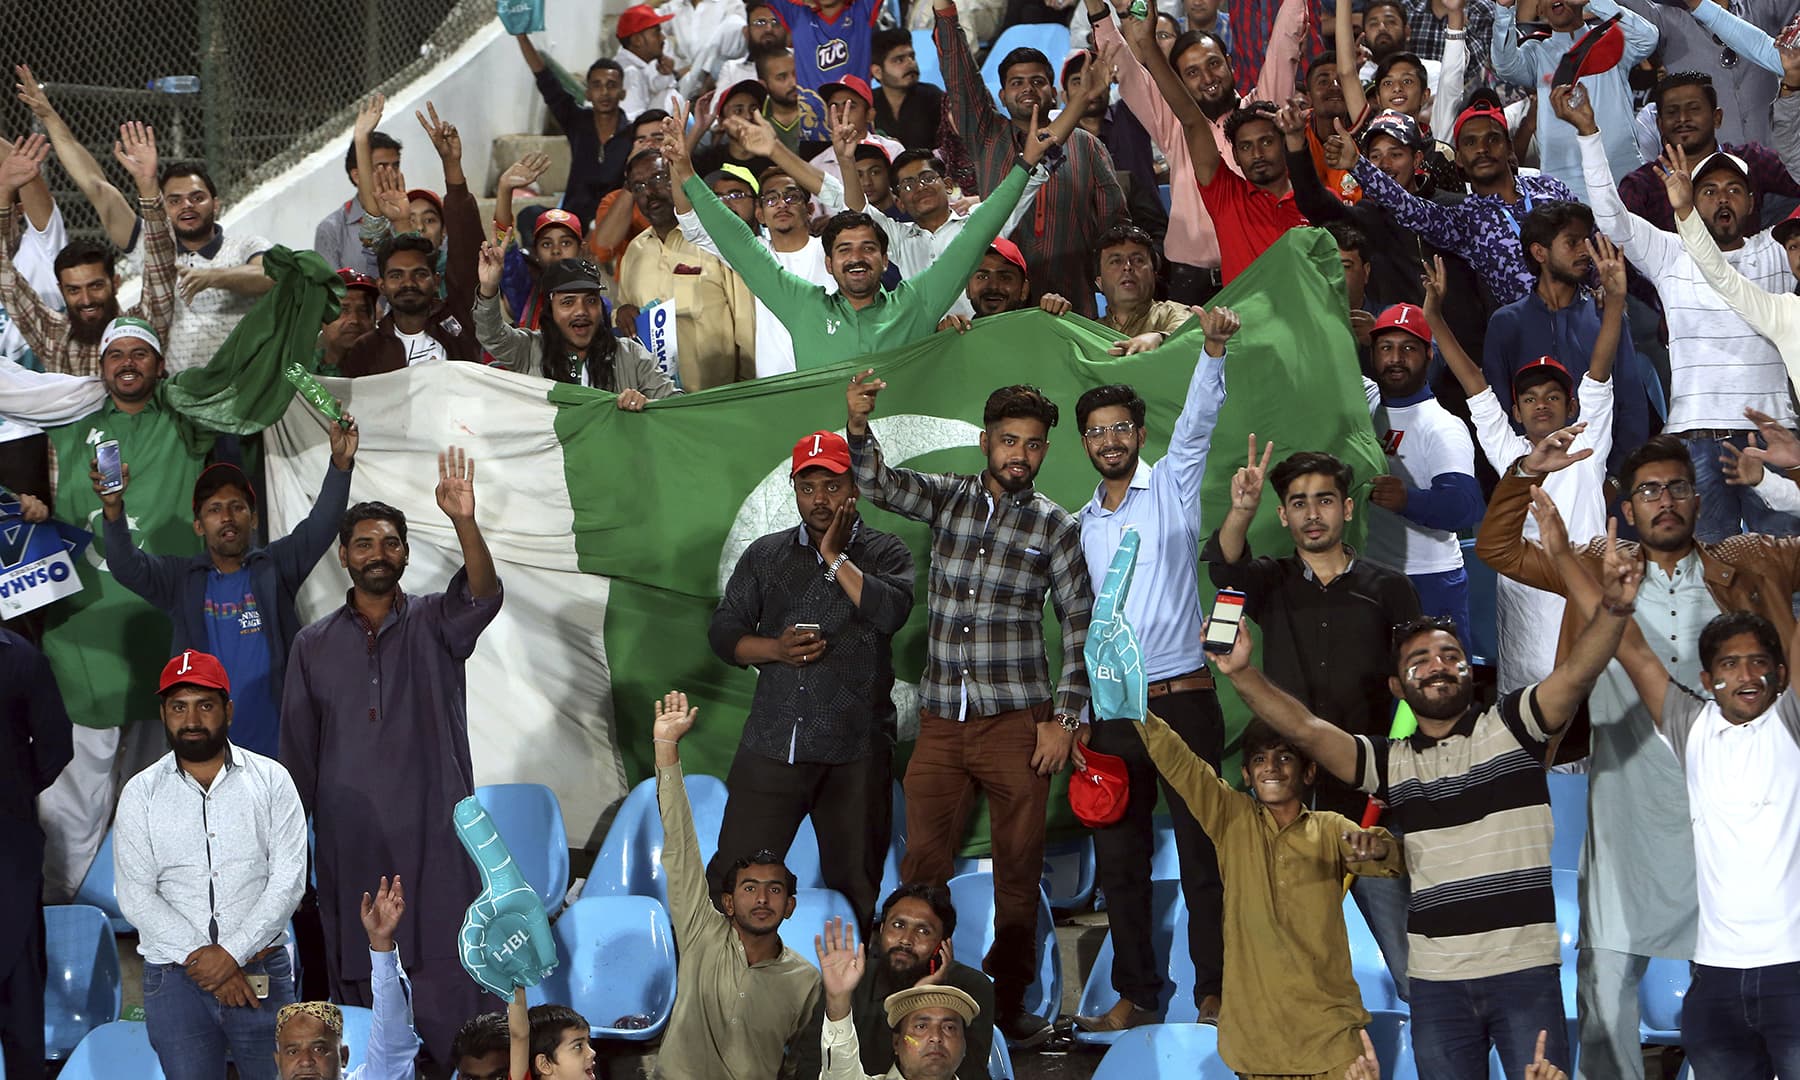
[1147,669,1215,698]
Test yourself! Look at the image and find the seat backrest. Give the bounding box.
[910,29,945,89]
[1551,868,1580,968]
[475,783,571,910]
[1544,772,1588,872]
[1460,537,1498,665]
[1040,837,1095,910]
[1092,1024,1231,1079]
[545,895,678,1038]
[786,887,858,969]
[589,773,729,908]
[72,829,132,933]
[1076,879,1185,1030]
[788,817,827,890]
[988,1029,1014,1078]
[339,1005,377,1074]
[978,24,1071,105]
[1638,955,1690,1034]
[1341,893,1399,1011]
[43,904,122,1060]
[945,871,1060,1020]
[58,1021,164,1080]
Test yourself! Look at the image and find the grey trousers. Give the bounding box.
[1576,946,1649,1080]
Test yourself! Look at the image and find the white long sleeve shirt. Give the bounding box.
[618,48,682,120]
[114,744,307,966]
[1677,206,1800,391]
[1580,131,1794,433]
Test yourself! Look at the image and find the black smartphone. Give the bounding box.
[1202,588,1247,655]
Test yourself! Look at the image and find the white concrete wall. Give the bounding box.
[219,3,625,247]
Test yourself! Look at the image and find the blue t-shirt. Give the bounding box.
[203,568,279,757]
[775,0,880,90]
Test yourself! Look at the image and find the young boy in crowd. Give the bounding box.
[1133,683,1404,1078]
[508,988,595,1080]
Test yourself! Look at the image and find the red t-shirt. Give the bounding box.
[1197,166,1309,283]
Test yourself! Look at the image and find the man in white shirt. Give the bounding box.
[115,649,307,1080]
[816,917,981,1080]
[617,5,683,119]
[660,0,750,98]
[1556,85,1800,542]
[1362,303,1482,644]
[1548,520,1800,1080]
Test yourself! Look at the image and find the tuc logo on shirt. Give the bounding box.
[816,38,849,71]
[1381,429,1406,456]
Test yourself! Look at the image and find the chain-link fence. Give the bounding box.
[0,0,494,245]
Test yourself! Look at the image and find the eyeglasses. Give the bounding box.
[894,170,943,193]
[1630,479,1696,503]
[759,187,807,207]
[627,172,672,194]
[749,16,780,26]
[1082,420,1137,440]
[716,190,754,202]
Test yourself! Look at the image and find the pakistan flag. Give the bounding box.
[265,229,1383,849]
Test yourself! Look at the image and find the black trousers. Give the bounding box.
[1165,263,1225,308]
[0,874,47,1080]
[1087,687,1225,1006]
[712,742,892,933]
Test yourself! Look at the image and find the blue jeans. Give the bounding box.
[1410,964,1567,1080]
[144,949,295,1080]
[1684,961,1800,1079]
[1351,861,1411,1003]
[1684,433,1800,543]
[1409,567,1471,653]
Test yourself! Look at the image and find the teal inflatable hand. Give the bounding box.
[454,797,557,999]
[1085,527,1146,721]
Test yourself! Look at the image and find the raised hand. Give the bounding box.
[1548,83,1596,136]
[1588,233,1627,303]
[1523,1030,1567,1080]
[113,121,159,198]
[1721,439,1764,487]
[361,875,405,952]
[1740,407,1800,471]
[815,916,866,1001]
[819,497,857,562]
[724,110,780,158]
[373,168,412,226]
[435,446,477,523]
[498,151,552,194]
[652,689,699,743]
[417,101,462,164]
[1231,433,1273,513]
[477,240,505,297]
[1420,254,1448,322]
[1324,117,1358,171]
[1206,613,1255,677]
[354,92,385,140]
[1657,143,1693,214]
[1020,102,1059,168]
[914,939,954,986]
[659,113,694,183]
[0,134,49,198]
[1521,421,1592,475]
[1199,305,1240,355]
[829,100,862,160]
[846,368,885,434]
[1118,0,1156,48]
[89,460,131,514]
[14,65,58,121]
[1342,1030,1380,1080]
[1527,485,1571,557]
[1274,95,1311,138]
[327,412,360,470]
[1599,518,1644,611]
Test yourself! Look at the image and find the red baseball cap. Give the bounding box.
[988,238,1028,274]
[1068,745,1130,828]
[791,431,852,476]
[819,74,874,109]
[1552,14,1625,88]
[1773,204,1800,246]
[405,188,444,217]
[1513,355,1574,401]
[159,649,232,696]
[534,207,586,241]
[1371,303,1432,345]
[336,268,378,296]
[616,4,674,40]
[1451,100,1510,144]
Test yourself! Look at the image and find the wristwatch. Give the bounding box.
[1055,712,1081,732]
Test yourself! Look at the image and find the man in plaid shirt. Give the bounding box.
[845,371,1092,1049]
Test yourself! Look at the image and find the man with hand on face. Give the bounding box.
[1537,499,1800,1080]
[707,430,914,934]
[281,450,501,1072]
[1362,303,1481,643]
[316,270,378,377]
[98,415,359,760]
[1208,583,1630,1077]
[650,691,823,1079]
[1072,309,1236,1033]
[115,650,307,1080]
[812,918,984,1080]
[793,885,996,1080]
[937,239,1073,332]
[846,377,1092,1048]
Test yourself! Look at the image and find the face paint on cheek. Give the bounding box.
[904,1035,921,1047]
[1714,680,1728,692]
[1455,661,1470,677]
[1406,665,1420,685]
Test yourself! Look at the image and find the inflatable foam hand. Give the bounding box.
[1084,527,1146,722]
[453,797,557,999]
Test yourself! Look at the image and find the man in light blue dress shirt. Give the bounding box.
[1071,307,1236,1031]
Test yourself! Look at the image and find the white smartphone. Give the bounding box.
[1202,588,1247,655]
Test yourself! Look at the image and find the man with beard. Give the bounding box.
[1091,225,1196,352]
[1563,86,1800,541]
[1204,447,1422,995]
[515,35,632,229]
[759,50,833,149]
[1491,0,1658,198]
[615,147,758,389]
[707,430,914,936]
[0,123,176,377]
[812,920,984,1080]
[1482,199,1653,476]
[339,106,482,377]
[1476,428,1800,1078]
[935,240,1074,331]
[1208,580,1625,1078]
[794,885,996,1080]
[146,161,274,373]
[316,270,378,377]
[280,448,502,1073]
[1617,72,1800,231]
[1361,303,1481,640]
[718,1,791,90]
[846,378,1092,1048]
[934,0,1128,317]
[1537,503,1800,1080]
[1070,310,1235,1033]
[870,29,944,151]
[649,690,823,1079]
[95,411,357,758]
[114,650,307,1080]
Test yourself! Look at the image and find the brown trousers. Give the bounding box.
[899,702,1051,1014]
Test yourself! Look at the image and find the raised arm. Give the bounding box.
[0,136,61,348]
[651,692,716,942]
[1487,0,1540,89]
[720,109,832,197]
[1421,255,1488,398]
[14,65,137,249]
[114,123,180,342]
[352,95,388,219]
[1158,309,1235,519]
[1691,0,1782,75]
[1213,433,1273,564]
[1335,0,1368,122]
[1556,85,1678,272]
[1432,0,1469,138]
[1587,235,1625,383]
[0,135,54,230]
[933,0,1008,154]
[1669,144,1800,354]
[437,447,498,599]
[1211,618,1362,783]
[494,152,552,235]
[673,137,820,329]
[1130,0,1224,184]
[1472,426,1595,588]
[1528,510,1640,733]
[845,370,954,523]
[360,876,423,1080]
[1349,144,1474,250]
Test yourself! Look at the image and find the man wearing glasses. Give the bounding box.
[1478,431,1800,1077]
[1070,307,1236,1033]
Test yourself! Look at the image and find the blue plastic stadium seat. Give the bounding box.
[1157,184,1172,213]
[1148,817,1179,881]
[946,872,1061,1022]
[1551,868,1579,1016]
[586,773,729,909]
[339,1005,378,1073]
[57,1021,162,1080]
[43,904,121,1060]
[1460,538,1497,667]
[1545,772,1587,873]
[475,783,571,912]
[72,829,133,934]
[979,24,1072,106]
[989,1030,1014,1078]
[528,895,677,1040]
[1342,893,1401,1012]
[1039,836,1095,910]
[878,782,907,902]
[911,29,945,89]
[788,816,828,890]
[1075,880,1191,1047]
[1638,955,1689,1045]
[787,888,859,969]
[1093,1023,1234,1079]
